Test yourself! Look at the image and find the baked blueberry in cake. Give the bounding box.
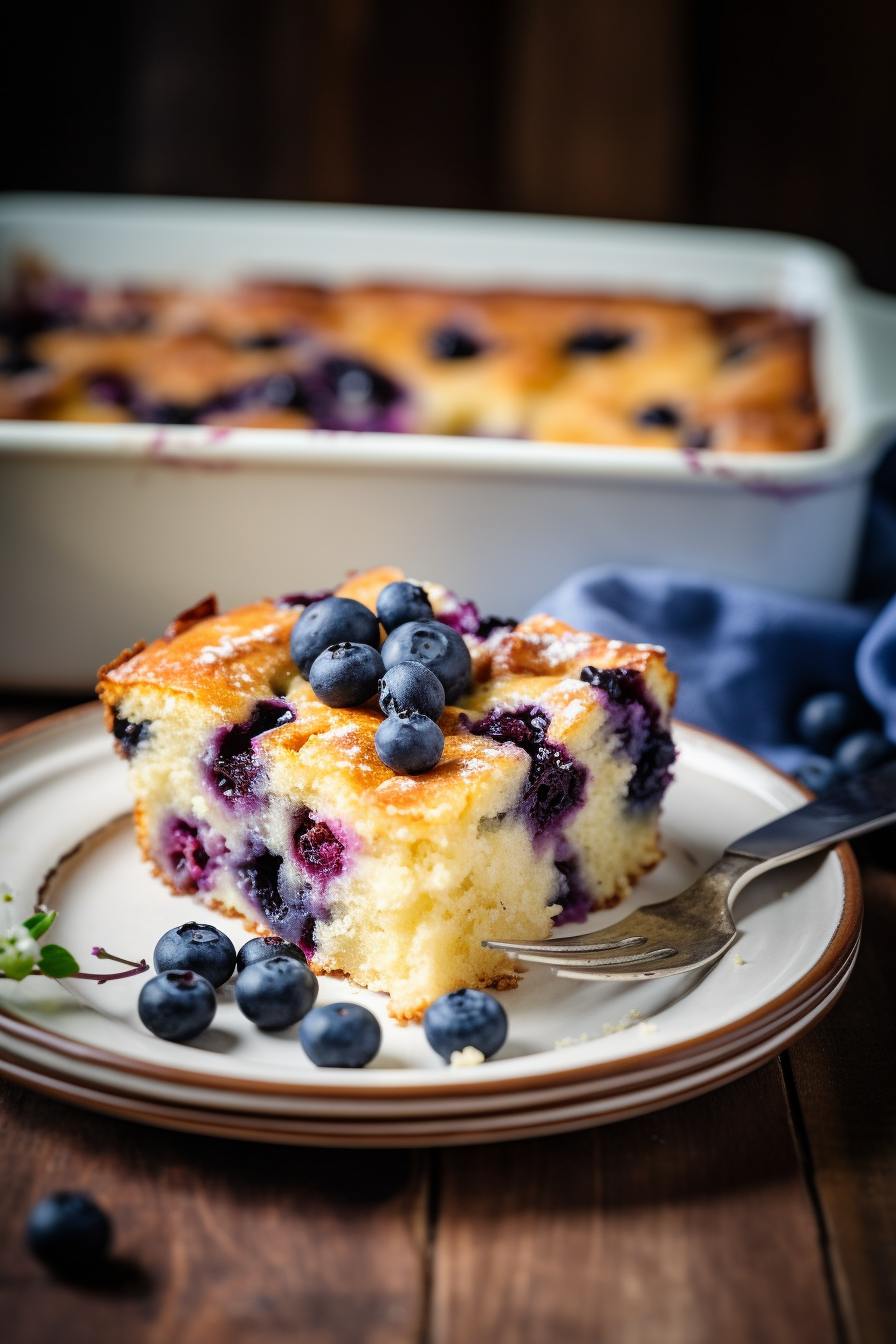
[0,262,822,454]
[96,566,677,1021]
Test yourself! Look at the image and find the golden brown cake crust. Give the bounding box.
[1,263,822,453]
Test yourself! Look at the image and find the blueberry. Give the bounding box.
[290,596,381,676]
[423,988,507,1062]
[299,1002,382,1067]
[375,711,444,774]
[309,641,385,707]
[564,328,632,357]
[636,403,680,428]
[152,922,236,987]
[237,332,289,350]
[793,755,841,795]
[235,955,319,1031]
[25,1192,111,1271]
[236,934,307,974]
[428,326,484,360]
[796,691,863,754]
[833,730,895,777]
[378,662,445,722]
[381,620,471,703]
[112,712,151,759]
[138,970,217,1042]
[376,580,434,633]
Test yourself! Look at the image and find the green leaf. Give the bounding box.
[37,944,80,978]
[23,910,56,940]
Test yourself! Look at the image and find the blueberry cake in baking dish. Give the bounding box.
[97,567,677,1021]
[1,262,822,453]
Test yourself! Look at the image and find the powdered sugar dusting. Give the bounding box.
[197,623,282,666]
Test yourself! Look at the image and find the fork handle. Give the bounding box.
[727,758,896,863]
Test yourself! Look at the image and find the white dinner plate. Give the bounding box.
[0,707,861,1143]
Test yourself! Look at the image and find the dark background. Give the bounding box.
[3,0,895,290]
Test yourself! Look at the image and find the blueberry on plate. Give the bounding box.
[299,1002,382,1067]
[25,1192,111,1271]
[309,641,385,707]
[423,988,507,1062]
[290,596,381,676]
[381,620,471,703]
[234,955,319,1031]
[793,754,841,795]
[153,921,236,988]
[376,580,434,633]
[375,711,444,774]
[138,970,217,1042]
[833,730,895,777]
[236,934,306,974]
[378,661,445,722]
[796,691,862,755]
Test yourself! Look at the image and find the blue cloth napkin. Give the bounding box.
[531,444,896,773]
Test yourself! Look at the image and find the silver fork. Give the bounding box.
[483,758,896,980]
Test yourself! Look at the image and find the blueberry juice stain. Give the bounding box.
[580,667,676,809]
[165,818,227,893]
[467,705,587,839]
[204,699,296,806]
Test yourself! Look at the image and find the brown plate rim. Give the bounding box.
[0,967,853,1147]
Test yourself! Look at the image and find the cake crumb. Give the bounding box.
[640,1021,658,1035]
[450,1045,485,1068]
[780,890,791,899]
[733,952,746,966]
[601,1008,642,1037]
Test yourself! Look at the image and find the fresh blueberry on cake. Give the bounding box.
[97,565,677,1022]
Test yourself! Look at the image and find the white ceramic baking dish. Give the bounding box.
[2,194,896,690]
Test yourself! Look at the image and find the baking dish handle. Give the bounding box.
[849,288,896,437]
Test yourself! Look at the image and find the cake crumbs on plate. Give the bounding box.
[555,1010,643,1049]
[639,1021,658,1035]
[450,1045,485,1068]
[733,952,746,966]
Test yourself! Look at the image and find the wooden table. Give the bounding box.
[1,695,894,1344]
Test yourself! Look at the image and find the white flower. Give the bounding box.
[0,925,40,981]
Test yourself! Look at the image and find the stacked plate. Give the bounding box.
[0,708,861,1147]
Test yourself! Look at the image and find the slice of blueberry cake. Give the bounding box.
[97,566,677,1021]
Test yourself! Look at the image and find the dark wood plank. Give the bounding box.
[432,1061,839,1344]
[0,1079,428,1344]
[501,0,687,220]
[788,862,896,1344]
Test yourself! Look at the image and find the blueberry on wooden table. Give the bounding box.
[375,711,444,774]
[378,661,445,722]
[235,955,319,1031]
[299,1003,382,1067]
[153,921,236,987]
[309,641,385,707]
[376,580,434,633]
[381,620,472,703]
[26,1192,111,1272]
[138,970,217,1042]
[424,988,508,1062]
[290,596,381,676]
[236,934,306,973]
